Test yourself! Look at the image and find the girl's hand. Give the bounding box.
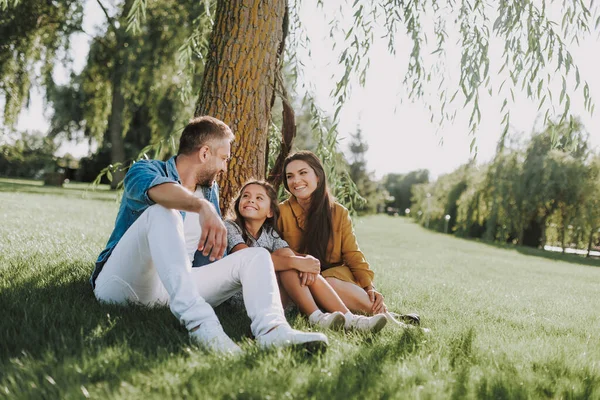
[299,271,318,286]
[292,255,320,274]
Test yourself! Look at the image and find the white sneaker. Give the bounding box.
[257,325,328,352]
[189,321,243,355]
[345,314,388,333]
[310,311,346,330]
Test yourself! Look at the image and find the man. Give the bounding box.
[91,116,327,354]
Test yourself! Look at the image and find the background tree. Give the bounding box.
[412,120,598,256]
[47,0,210,188]
[515,122,589,246]
[455,167,488,238]
[581,157,600,257]
[0,130,57,178]
[411,165,471,232]
[0,0,83,125]
[347,127,382,214]
[383,170,430,215]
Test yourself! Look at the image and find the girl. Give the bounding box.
[225,180,388,333]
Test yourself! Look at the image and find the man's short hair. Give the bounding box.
[178,116,234,155]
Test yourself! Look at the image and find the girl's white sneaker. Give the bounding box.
[310,311,346,330]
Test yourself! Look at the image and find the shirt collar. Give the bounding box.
[288,196,306,228]
[166,156,181,183]
[201,183,215,200]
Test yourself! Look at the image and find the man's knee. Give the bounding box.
[145,204,182,225]
[242,247,271,262]
[239,247,273,274]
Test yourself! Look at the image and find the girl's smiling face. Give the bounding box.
[238,184,274,221]
[285,160,319,202]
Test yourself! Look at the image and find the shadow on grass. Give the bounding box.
[1,264,181,361]
[0,261,257,397]
[0,261,254,361]
[0,180,117,202]
[300,329,424,398]
[460,236,600,268]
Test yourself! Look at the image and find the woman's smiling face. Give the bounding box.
[285,160,319,201]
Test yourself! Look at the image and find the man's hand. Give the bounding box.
[365,285,387,314]
[197,200,227,261]
[291,255,320,274]
[298,271,318,287]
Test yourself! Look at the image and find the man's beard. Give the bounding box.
[196,169,218,187]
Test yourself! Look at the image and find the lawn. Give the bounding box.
[1,178,599,399]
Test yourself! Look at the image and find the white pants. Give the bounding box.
[94,204,287,337]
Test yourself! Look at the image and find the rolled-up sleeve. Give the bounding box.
[225,220,245,253]
[270,230,289,252]
[123,161,178,212]
[340,207,374,288]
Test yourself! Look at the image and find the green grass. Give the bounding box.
[1,178,599,399]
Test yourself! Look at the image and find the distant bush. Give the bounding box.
[0,131,57,179]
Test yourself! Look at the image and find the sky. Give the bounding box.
[12,1,600,179]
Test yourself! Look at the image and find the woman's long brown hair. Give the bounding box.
[283,151,333,267]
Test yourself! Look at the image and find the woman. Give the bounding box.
[278,150,387,315]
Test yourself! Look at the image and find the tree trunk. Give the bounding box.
[517,228,524,246]
[108,34,127,190]
[560,212,567,254]
[484,151,504,241]
[587,227,595,258]
[540,222,547,249]
[194,0,286,213]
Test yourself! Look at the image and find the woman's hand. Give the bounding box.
[365,285,387,314]
[291,255,321,274]
[298,271,318,286]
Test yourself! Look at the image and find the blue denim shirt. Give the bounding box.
[91,155,222,288]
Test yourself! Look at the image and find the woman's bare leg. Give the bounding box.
[325,277,374,314]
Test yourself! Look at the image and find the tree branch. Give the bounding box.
[267,5,296,191]
[96,0,117,33]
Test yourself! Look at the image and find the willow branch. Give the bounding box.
[96,0,117,32]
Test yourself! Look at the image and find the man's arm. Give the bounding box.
[148,182,227,261]
[148,182,205,213]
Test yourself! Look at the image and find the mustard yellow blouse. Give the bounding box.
[278,196,374,288]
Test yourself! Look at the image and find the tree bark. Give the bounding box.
[194,0,286,213]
